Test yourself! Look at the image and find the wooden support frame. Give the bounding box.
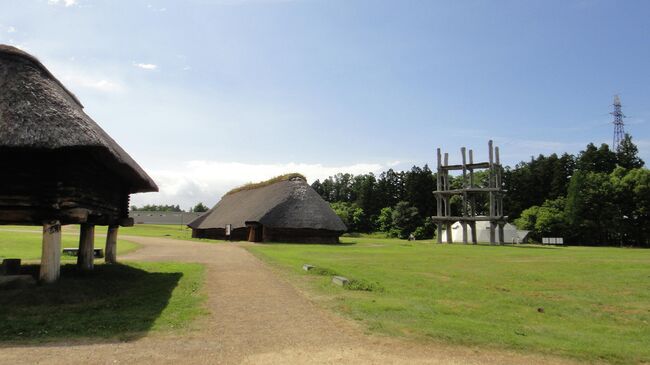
[40,220,61,283]
[77,223,95,271]
[432,140,506,244]
[105,225,118,264]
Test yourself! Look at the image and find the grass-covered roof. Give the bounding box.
[225,173,306,196]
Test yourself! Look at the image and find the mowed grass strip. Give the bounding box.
[0,262,206,343]
[0,230,139,261]
[247,237,650,364]
[0,224,212,243]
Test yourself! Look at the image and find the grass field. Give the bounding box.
[0,226,207,343]
[247,236,650,364]
[0,229,139,261]
[0,223,214,248]
[0,262,205,343]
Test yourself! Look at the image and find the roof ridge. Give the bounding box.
[0,44,83,107]
[224,173,306,196]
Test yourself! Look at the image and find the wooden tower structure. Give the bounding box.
[433,140,506,244]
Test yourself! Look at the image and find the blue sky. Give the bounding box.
[1,0,648,208]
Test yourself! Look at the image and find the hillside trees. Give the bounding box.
[315,135,647,245]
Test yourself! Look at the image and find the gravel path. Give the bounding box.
[1,236,580,364]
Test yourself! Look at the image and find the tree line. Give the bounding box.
[312,134,648,246]
[131,202,209,213]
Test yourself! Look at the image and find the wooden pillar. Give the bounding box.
[470,221,477,244]
[436,148,443,244]
[488,140,496,244]
[105,225,118,264]
[77,223,95,271]
[445,222,452,243]
[461,222,468,244]
[498,223,505,245]
[40,220,62,283]
[461,147,468,244]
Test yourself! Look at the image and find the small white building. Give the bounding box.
[441,221,530,243]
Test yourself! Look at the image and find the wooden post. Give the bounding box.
[470,221,477,244]
[469,149,477,244]
[461,147,468,244]
[498,223,505,245]
[105,225,118,264]
[436,148,442,243]
[488,140,496,244]
[78,223,95,271]
[443,153,451,244]
[40,220,62,283]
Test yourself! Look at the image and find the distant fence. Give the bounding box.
[129,211,206,225]
[542,237,564,245]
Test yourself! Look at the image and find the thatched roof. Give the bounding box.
[188,175,346,232]
[0,45,157,193]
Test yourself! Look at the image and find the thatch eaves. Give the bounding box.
[0,45,157,193]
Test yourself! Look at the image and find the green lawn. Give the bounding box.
[0,230,139,261]
[247,237,650,364]
[0,224,214,242]
[0,262,206,342]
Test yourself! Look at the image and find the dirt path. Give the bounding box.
[1,236,580,364]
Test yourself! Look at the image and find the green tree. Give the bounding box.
[616,134,645,169]
[534,197,567,237]
[375,207,394,232]
[391,201,421,239]
[191,202,209,213]
[331,202,364,232]
[576,143,617,174]
[565,170,617,244]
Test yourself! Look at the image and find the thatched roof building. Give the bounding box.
[188,174,346,243]
[0,44,157,281]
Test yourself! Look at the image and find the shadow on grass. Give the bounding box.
[0,264,181,344]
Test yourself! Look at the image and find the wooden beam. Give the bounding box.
[432,215,507,222]
[40,220,61,283]
[77,223,95,271]
[105,225,118,264]
[439,162,491,171]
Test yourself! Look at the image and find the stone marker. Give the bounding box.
[332,276,349,286]
[302,264,315,271]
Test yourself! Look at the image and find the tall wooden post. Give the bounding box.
[436,148,443,243]
[78,223,95,271]
[40,220,62,283]
[495,147,504,244]
[469,149,477,244]
[488,140,496,244]
[443,153,452,243]
[105,225,119,264]
[461,147,468,244]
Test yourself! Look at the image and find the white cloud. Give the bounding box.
[134,63,158,70]
[7,26,16,33]
[131,160,387,209]
[57,72,123,92]
[48,0,78,7]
